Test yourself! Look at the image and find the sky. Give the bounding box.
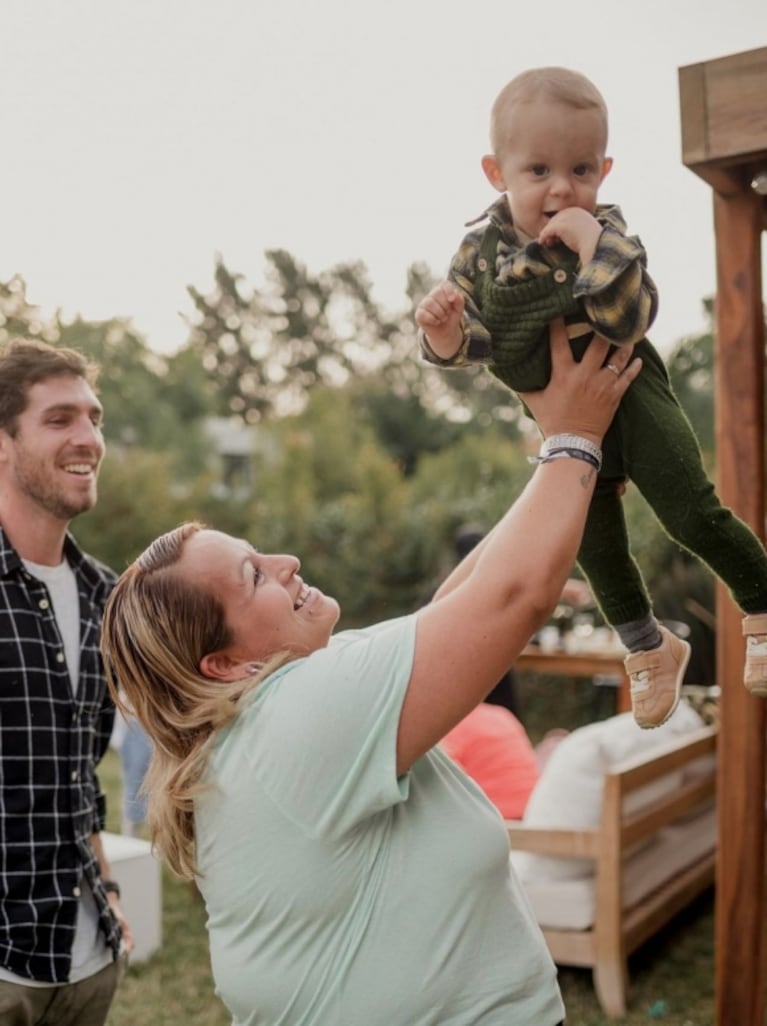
[4,0,766,357]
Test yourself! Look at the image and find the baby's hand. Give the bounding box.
[415,282,466,359]
[538,208,603,265]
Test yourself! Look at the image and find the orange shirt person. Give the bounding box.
[440,703,540,819]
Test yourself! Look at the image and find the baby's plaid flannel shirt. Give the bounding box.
[421,197,658,374]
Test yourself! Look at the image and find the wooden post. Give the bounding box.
[679,47,767,1025]
[712,182,766,1026]
[679,46,767,1026]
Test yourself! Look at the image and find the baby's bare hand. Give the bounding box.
[415,282,465,357]
[416,282,464,327]
[538,208,602,263]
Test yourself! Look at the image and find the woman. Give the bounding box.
[100,323,640,1026]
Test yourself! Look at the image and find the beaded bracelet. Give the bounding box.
[528,433,603,473]
[541,433,602,466]
[530,447,601,471]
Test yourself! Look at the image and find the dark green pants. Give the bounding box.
[574,339,767,625]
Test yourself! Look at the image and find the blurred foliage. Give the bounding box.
[183,252,419,422]
[667,298,715,456]
[58,318,213,478]
[4,262,760,670]
[183,251,524,432]
[0,275,60,345]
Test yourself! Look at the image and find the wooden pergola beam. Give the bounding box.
[679,46,767,192]
[678,47,767,1026]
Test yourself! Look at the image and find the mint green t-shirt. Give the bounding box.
[195,614,564,1026]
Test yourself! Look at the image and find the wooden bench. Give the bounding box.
[507,725,717,1017]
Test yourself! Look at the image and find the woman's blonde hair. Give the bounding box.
[100,521,289,879]
[490,66,609,156]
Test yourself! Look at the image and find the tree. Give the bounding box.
[241,386,436,625]
[666,298,715,456]
[0,275,59,345]
[182,251,527,476]
[349,380,464,477]
[72,451,203,572]
[57,317,213,478]
[184,253,368,422]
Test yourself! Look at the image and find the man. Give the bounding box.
[0,338,132,1026]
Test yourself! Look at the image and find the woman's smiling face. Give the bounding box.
[178,529,340,675]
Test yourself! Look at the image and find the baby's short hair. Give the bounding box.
[490,66,608,154]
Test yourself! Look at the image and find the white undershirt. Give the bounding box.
[22,557,81,694]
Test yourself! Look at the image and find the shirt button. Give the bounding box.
[56,652,65,663]
[553,269,568,284]
[477,258,488,271]
[71,770,79,781]
[39,598,50,610]
[73,886,81,897]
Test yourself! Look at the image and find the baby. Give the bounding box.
[416,66,767,728]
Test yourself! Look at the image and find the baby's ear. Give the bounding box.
[481,154,506,193]
[600,156,614,182]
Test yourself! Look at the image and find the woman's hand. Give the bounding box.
[519,318,642,445]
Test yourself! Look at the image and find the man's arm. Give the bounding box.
[90,832,135,953]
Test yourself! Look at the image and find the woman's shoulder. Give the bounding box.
[328,613,417,650]
[243,613,418,710]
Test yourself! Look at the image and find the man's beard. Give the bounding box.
[13,452,97,522]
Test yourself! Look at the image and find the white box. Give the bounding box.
[102,831,162,963]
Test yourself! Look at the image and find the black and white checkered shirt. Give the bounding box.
[0,526,121,982]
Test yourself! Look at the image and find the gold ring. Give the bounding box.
[606,363,621,376]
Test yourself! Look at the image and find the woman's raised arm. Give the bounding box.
[396,321,641,774]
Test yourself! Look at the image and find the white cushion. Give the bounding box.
[511,804,716,930]
[513,702,704,881]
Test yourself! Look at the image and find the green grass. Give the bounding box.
[99,735,729,1026]
[557,894,717,1025]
